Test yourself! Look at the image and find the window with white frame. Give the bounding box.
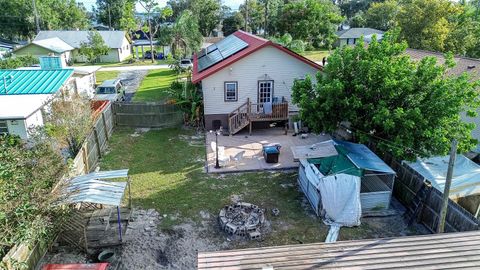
[224,82,238,101]
[0,121,8,135]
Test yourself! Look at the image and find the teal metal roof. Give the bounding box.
[0,69,74,95]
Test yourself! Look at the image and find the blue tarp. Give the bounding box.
[333,140,396,175]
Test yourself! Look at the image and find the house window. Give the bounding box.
[224,82,238,101]
[0,121,8,135]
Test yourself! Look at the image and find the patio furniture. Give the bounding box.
[211,141,230,166]
[230,151,245,168]
[263,143,281,163]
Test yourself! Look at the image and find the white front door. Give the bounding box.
[258,80,273,103]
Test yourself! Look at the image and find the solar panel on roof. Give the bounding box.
[197,35,248,72]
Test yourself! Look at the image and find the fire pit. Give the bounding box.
[219,202,266,240]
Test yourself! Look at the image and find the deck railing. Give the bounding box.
[249,101,289,121]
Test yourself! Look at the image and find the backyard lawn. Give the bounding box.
[96,70,120,84]
[99,127,423,249]
[301,50,331,62]
[132,69,178,102]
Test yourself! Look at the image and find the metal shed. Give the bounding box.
[297,140,396,215]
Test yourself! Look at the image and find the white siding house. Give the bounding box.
[201,46,318,116]
[193,31,322,132]
[34,31,131,63]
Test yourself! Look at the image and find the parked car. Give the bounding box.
[93,79,125,102]
[179,59,193,69]
[144,50,164,60]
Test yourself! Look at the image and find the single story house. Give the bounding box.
[192,30,322,134]
[13,37,74,66]
[34,31,131,63]
[0,68,74,139]
[405,48,480,145]
[335,27,384,47]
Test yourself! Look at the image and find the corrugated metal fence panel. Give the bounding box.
[360,192,390,210]
[113,102,183,128]
[298,160,321,215]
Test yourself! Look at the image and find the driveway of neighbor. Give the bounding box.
[118,70,148,102]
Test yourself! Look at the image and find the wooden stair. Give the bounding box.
[228,99,251,135]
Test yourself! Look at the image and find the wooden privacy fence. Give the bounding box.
[378,151,479,233]
[112,102,183,128]
[71,102,114,175]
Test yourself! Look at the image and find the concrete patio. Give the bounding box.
[205,128,331,173]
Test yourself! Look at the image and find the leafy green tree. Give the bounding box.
[119,0,138,38]
[0,0,89,40]
[169,10,203,57]
[292,31,480,160]
[269,33,306,53]
[191,0,222,36]
[222,11,245,35]
[0,55,39,69]
[364,0,399,31]
[350,11,367,28]
[0,134,66,258]
[95,0,136,30]
[78,31,110,63]
[167,0,192,20]
[340,0,373,19]
[277,0,343,48]
[138,0,166,63]
[397,0,463,52]
[239,0,265,34]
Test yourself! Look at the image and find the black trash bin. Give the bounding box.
[263,144,281,163]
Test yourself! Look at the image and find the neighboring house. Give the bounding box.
[0,68,74,139]
[34,31,131,63]
[405,48,480,143]
[192,30,322,133]
[13,37,74,66]
[335,28,384,47]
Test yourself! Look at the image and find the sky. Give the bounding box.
[77,0,244,12]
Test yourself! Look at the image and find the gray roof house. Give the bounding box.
[335,27,384,47]
[33,31,132,63]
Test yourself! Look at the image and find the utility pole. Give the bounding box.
[245,0,248,32]
[32,0,40,34]
[437,139,457,233]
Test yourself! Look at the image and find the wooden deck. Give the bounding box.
[198,230,480,269]
[228,99,289,135]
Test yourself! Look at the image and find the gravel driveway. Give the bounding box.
[119,70,148,102]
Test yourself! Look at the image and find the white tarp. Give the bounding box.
[407,155,480,198]
[317,173,362,242]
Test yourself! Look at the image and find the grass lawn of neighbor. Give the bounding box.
[301,50,331,62]
[133,69,178,102]
[99,127,424,250]
[96,70,120,84]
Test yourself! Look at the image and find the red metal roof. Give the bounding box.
[42,263,109,270]
[192,31,322,83]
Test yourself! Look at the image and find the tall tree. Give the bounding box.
[397,0,463,52]
[120,0,138,38]
[78,31,110,63]
[191,0,221,36]
[95,0,135,30]
[138,0,171,63]
[277,0,343,48]
[363,0,399,31]
[292,31,480,160]
[169,10,202,57]
[239,0,265,34]
[0,0,89,40]
[222,11,245,35]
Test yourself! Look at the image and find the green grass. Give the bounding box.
[99,128,413,248]
[301,50,331,62]
[133,69,177,102]
[96,70,120,84]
